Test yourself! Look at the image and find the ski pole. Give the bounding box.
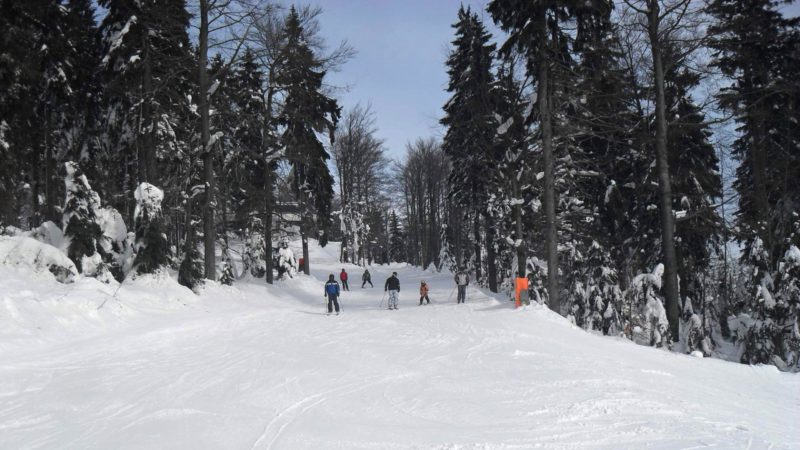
[447,287,456,303]
[379,291,387,309]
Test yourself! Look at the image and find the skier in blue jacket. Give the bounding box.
[324,274,341,315]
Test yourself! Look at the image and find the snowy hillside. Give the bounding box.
[0,240,798,449]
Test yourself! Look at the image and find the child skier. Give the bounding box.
[419,280,430,305]
[324,274,341,315]
[362,269,373,288]
[340,268,350,291]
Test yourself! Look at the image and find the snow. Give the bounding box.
[102,16,138,66]
[0,120,9,150]
[784,245,800,269]
[27,221,67,251]
[133,183,164,221]
[0,240,798,449]
[0,236,77,283]
[497,116,513,135]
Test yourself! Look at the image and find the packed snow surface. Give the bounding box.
[1,240,798,449]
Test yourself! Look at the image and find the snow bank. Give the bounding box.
[0,236,77,283]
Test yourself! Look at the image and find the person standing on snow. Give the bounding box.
[454,268,470,303]
[362,269,373,288]
[324,274,341,315]
[384,272,400,310]
[340,268,350,291]
[419,280,430,305]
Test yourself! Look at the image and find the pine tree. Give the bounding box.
[219,255,235,285]
[62,162,104,275]
[708,0,800,368]
[276,6,341,275]
[490,0,580,314]
[568,241,623,335]
[629,264,671,347]
[441,6,498,289]
[490,60,535,287]
[243,216,267,278]
[98,0,193,218]
[132,183,168,274]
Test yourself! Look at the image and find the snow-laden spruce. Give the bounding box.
[132,182,168,275]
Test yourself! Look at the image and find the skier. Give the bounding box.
[362,269,373,288]
[340,268,350,291]
[324,274,341,315]
[384,271,400,310]
[419,280,430,305]
[454,268,469,304]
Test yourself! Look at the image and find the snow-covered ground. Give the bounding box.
[1,240,798,449]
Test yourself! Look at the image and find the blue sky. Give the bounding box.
[315,0,498,161]
[315,1,800,162]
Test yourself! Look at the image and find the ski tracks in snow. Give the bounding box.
[250,374,396,450]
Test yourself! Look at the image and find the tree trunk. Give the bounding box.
[301,224,310,275]
[199,0,216,280]
[264,166,274,283]
[538,18,559,314]
[513,176,526,278]
[485,214,497,292]
[473,201,482,284]
[44,107,57,223]
[263,82,276,284]
[648,0,680,342]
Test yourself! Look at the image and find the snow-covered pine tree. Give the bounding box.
[664,44,723,352]
[629,264,671,348]
[98,0,193,219]
[228,47,270,240]
[276,6,341,275]
[441,6,497,288]
[178,177,204,291]
[490,0,582,314]
[563,0,635,324]
[708,0,800,368]
[0,2,43,226]
[62,162,106,278]
[490,59,535,289]
[569,241,623,335]
[437,223,457,273]
[132,183,168,274]
[734,238,777,364]
[60,0,102,172]
[774,241,800,371]
[276,240,298,280]
[178,232,203,291]
[219,255,234,286]
[243,216,267,279]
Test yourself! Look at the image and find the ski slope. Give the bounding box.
[0,241,798,449]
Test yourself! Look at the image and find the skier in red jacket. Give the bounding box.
[340,268,350,291]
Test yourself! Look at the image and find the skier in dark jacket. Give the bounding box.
[324,274,341,315]
[384,272,400,310]
[340,268,349,291]
[362,269,373,288]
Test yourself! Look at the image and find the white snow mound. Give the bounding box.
[0,236,77,283]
